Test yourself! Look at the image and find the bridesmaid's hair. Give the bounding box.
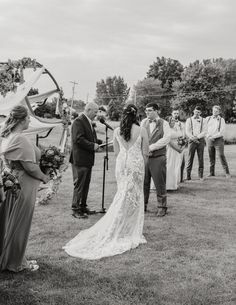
[120,104,139,141]
[168,116,175,128]
[1,105,28,138]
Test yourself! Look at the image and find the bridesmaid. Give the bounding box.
[166,109,185,190]
[0,105,49,272]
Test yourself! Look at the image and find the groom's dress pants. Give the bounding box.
[71,165,92,212]
[144,155,167,209]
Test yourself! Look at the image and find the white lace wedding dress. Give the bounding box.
[63,128,146,260]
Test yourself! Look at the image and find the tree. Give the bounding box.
[147,56,184,89]
[171,59,236,120]
[67,99,86,113]
[131,78,168,118]
[27,87,39,96]
[34,102,56,118]
[95,76,130,120]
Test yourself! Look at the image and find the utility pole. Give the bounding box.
[70,80,78,118]
[134,89,137,105]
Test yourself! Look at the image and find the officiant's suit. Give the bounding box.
[141,117,171,215]
[69,113,102,215]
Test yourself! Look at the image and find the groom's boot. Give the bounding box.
[156,196,167,217]
[156,208,166,217]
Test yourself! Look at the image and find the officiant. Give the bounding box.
[69,102,102,219]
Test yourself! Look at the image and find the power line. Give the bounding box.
[95,86,236,99]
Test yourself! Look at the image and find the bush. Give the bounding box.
[44,113,52,118]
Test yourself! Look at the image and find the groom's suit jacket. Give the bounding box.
[69,113,101,168]
[141,118,171,157]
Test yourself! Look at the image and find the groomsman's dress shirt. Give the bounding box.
[206,116,225,139]
[185,116,207,139]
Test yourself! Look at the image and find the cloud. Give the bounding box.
[1,0,236,100]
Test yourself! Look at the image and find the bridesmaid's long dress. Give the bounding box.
[0,134,41,272]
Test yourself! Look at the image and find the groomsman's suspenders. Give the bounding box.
[190,117,203,135]
[207,116,221,132]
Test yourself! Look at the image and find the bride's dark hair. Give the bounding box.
[120,104,139,141]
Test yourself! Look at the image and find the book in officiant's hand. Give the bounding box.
[99,141,113,148]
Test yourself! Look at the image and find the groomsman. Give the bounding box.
[206,105,230,178]
[141,102,171,217]
[185,105,207,181]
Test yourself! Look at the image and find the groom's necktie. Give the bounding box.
[149,119,157,133]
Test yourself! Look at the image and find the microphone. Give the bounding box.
[99,117,113,130]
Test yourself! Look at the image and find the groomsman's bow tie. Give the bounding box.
[213,116,220,119]
[149,119,157,123]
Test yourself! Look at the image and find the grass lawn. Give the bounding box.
[0,123,236,305]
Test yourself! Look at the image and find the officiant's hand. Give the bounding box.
[94,143,100,151]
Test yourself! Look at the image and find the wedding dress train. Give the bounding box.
[63,130,146,260]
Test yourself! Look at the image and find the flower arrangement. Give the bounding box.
[0,57,37,97]
[37,146,67,205]
[36,174,62,206]
[39,146,65,178]
[1,170,21,195]
[177,136,188,147]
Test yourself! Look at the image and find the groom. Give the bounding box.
[69,102,102,219]
[141,102,171,217]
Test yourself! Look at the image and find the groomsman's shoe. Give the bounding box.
[186,176,191,181]
[207,173,215,177]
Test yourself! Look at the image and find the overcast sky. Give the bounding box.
[1,0,236,101]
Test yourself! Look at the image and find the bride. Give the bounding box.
[63,104,149,259]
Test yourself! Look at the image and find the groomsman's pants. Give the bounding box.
[180,154,185,182]
[71,165,92,212]
[207,137,230,175]
[144,155,167,209]
[186,139,205,179]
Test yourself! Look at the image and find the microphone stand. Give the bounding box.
[100,125,109,213]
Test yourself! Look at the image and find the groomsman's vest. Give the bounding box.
[143,118,166,157]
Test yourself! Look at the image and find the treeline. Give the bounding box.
[95,57,236,122]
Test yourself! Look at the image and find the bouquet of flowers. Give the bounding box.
[39,146,65,178]
[177,136,188,148]
[1,170,21,195]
